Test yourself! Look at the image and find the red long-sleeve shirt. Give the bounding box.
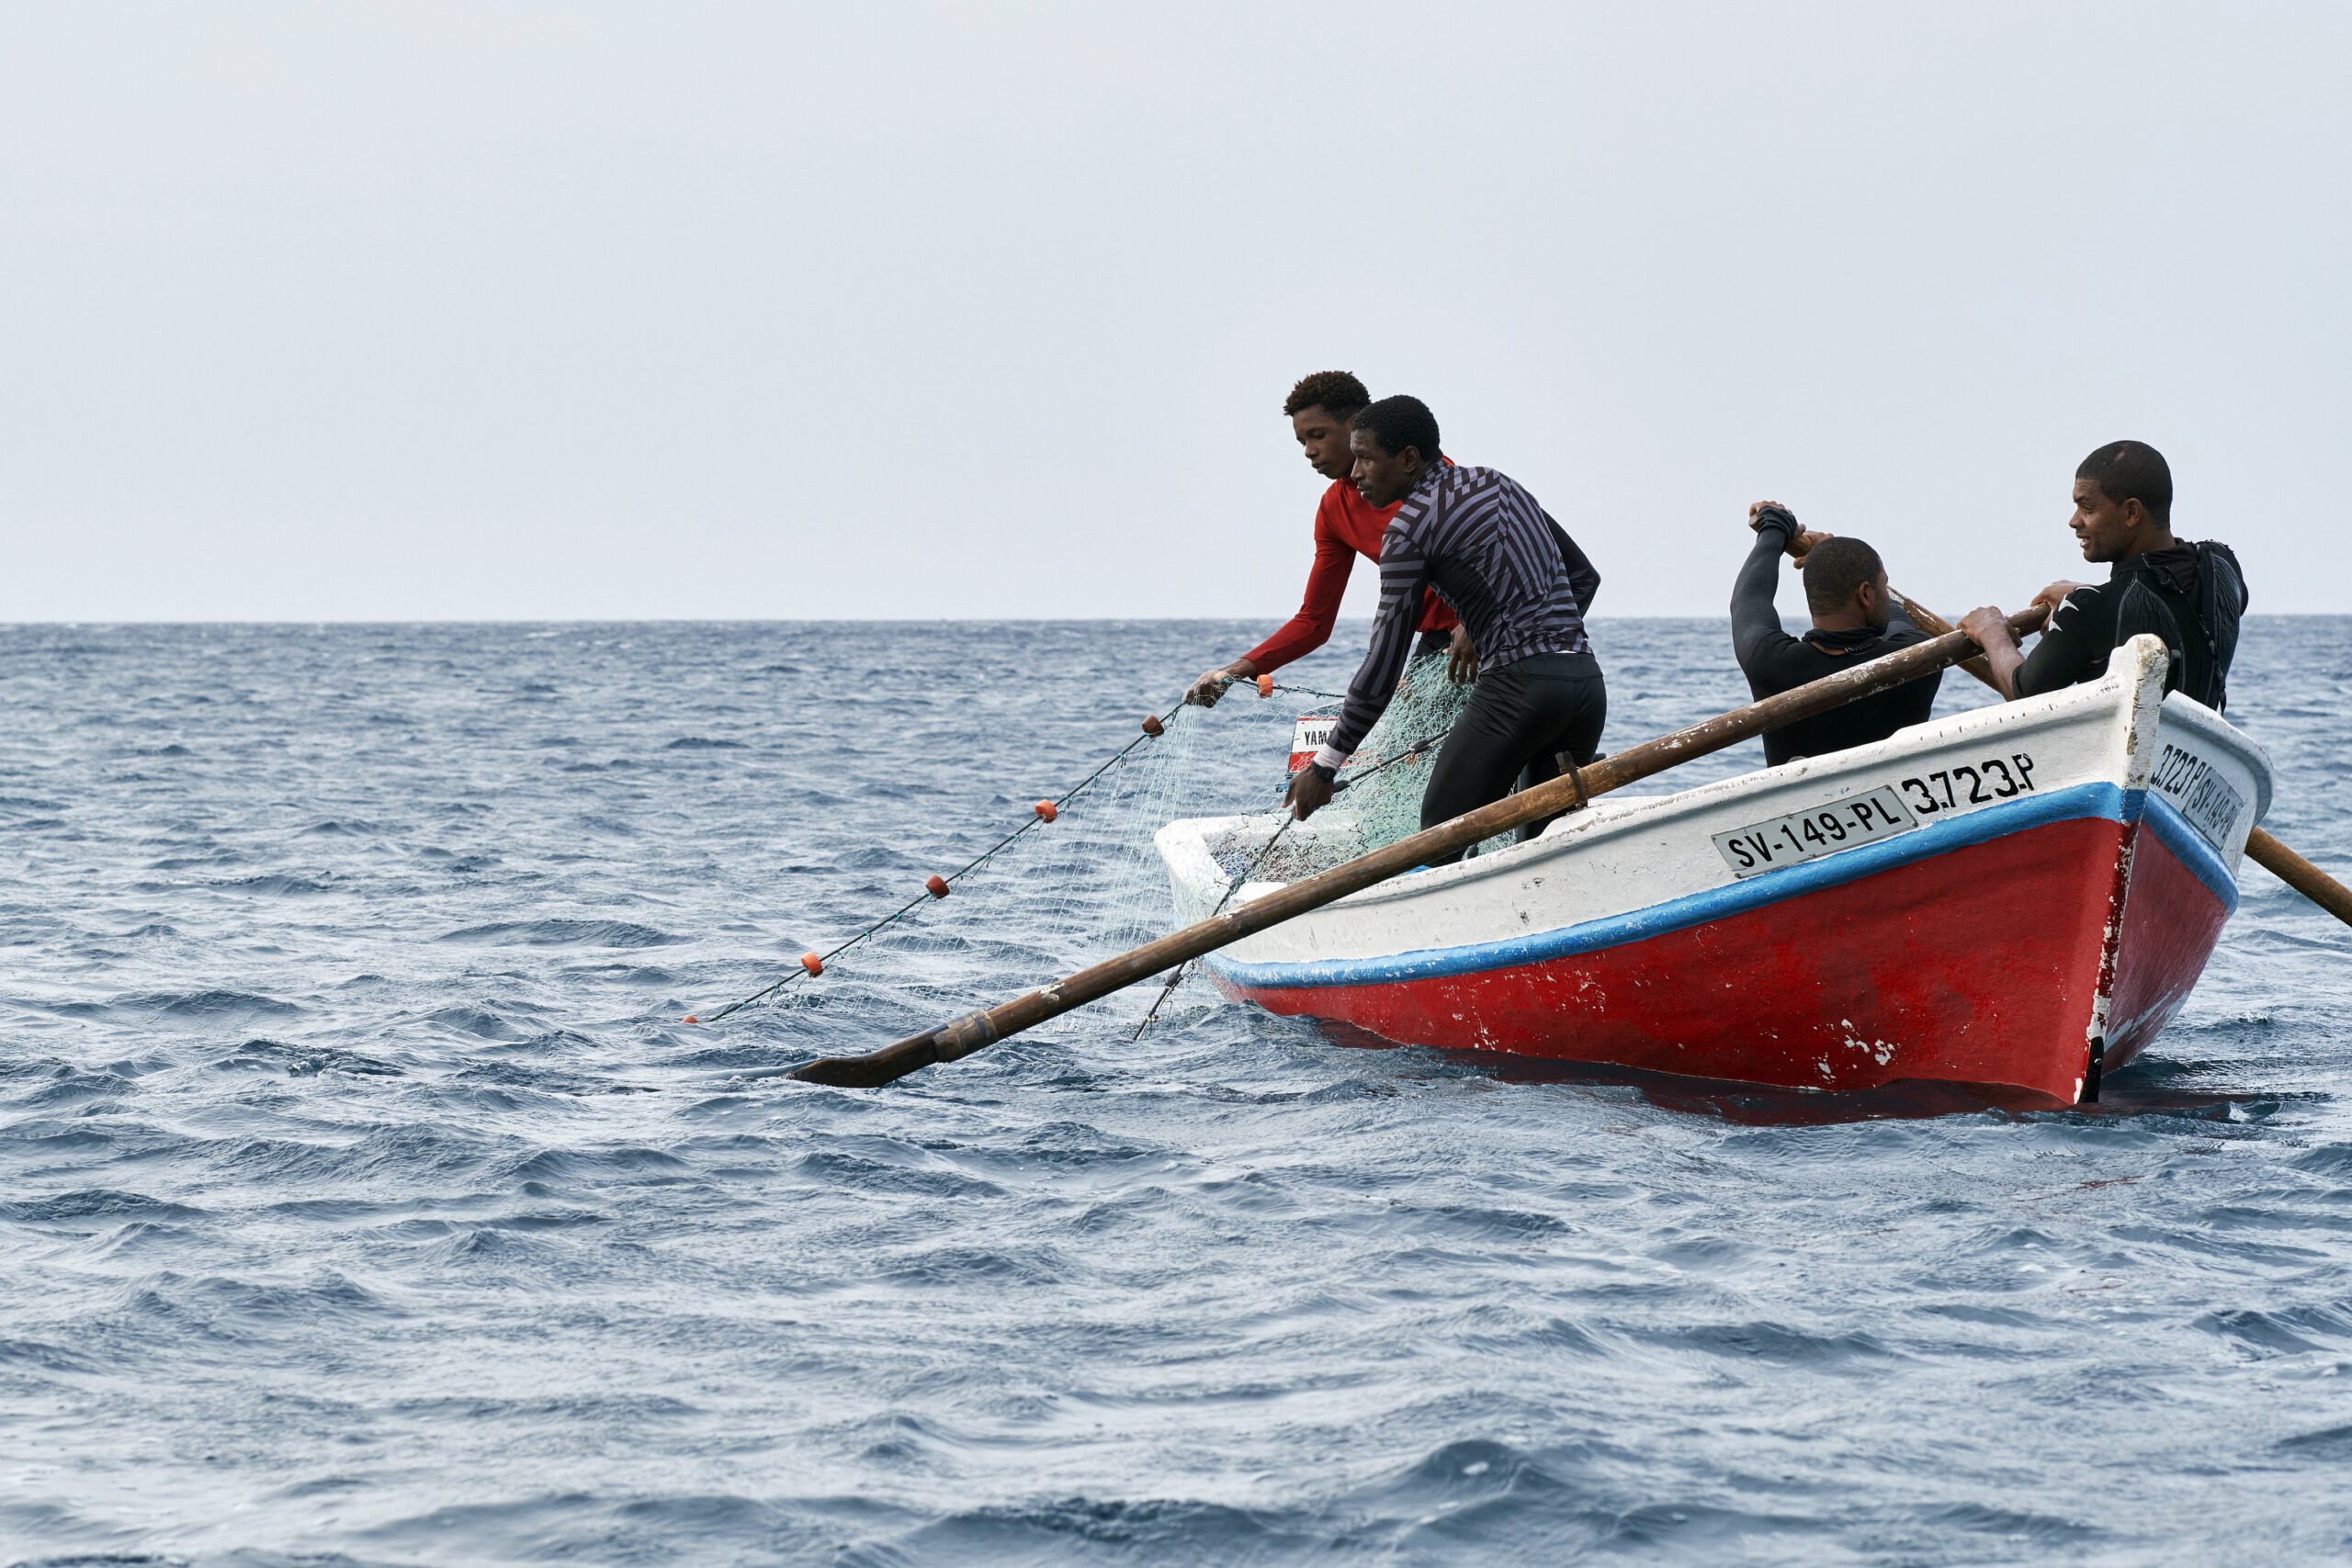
[1243,477,1458,674]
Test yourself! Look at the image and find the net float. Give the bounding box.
[1141,714,1164,737]
[926,874,950,898]
[1256,674,1274,697]
[800,953,824,976]
[1035,800,1058,822]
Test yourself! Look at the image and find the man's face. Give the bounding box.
[1351,429,1421,507]
[1292,406,1358,482]
[2069,478,2143,563]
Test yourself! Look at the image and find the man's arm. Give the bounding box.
[1286,520,1433,819]
[1961,585,2100,702]
[1544,512,1600,616]
[1732,504,1802,673]
[1956,606,2026,700]
[1185,515,1356,705]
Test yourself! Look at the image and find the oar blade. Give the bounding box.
[789,1031,940,1088]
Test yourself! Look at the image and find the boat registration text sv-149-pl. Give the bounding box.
[1712,787,1918,878]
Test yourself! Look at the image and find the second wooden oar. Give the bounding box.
[1778,529,2352,931]
[791,612,2042,1089]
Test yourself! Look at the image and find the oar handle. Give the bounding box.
[791,610,2044,1089]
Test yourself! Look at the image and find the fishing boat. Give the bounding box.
[1156,637,2271,1107]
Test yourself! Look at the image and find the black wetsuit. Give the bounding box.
[1735,508,1941,766]
[2017,543,2248,711]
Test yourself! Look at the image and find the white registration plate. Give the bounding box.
[1712,787,1917,878]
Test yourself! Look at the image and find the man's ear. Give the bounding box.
[2120,496,2146,528]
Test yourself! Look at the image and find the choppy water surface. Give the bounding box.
[3,617,2348,1567]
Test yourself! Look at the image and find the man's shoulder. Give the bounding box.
[1418,464,1528,510]
[2052,575,2125,623]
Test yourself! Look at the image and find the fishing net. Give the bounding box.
[699,649,1492,1029]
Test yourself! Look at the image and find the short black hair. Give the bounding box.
[2076,440,2172,525]
[1351,395,1442,461]
[1283,371,1371,421]
[1803,536,1884,615]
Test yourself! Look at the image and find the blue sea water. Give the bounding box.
[2,615,2348,1567]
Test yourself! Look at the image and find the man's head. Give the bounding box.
[2070,440,2175,563]
[1285,371,1372,482]
[1803,536,1892,634]
[1349,395,1442,507]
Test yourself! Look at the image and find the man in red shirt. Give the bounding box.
[1183,371,1468,706]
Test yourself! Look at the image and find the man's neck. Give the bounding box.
[1809,614,1876,636]
[2115,529,2179,563]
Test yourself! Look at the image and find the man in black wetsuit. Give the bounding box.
[1960,441,2248,710]
[1283,396,1605,861]
[1736,503,1940,765]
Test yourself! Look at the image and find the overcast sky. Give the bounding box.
[4,2,2346,622]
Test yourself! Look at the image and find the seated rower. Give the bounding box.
[1284,397,1605,860]
[1959,441,2248,708]
[1736,503,1941,765]
[1185,372,1470,706]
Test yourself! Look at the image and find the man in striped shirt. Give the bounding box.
[1285,396,1607,860]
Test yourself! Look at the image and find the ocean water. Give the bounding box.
[2,615,2347,1567]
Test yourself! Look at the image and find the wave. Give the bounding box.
[436,919,686,948]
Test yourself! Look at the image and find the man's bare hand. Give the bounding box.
[1283,765,1334,821]
[2030,581,2092,621]
[1788,528,1833,564]
[1446,626,1478,684]
[1957,606,2014,653]
[1957,606,2026,701]
[1184,659,1255,707]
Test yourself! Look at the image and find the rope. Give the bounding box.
[1128,730,1446,1040]
[693,700,1186,1023]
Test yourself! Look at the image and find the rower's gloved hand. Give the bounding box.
[1748,502,1825,562]
[1284,762,1335,821]
[1446,626,1478,685]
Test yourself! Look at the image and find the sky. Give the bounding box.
[3,2,2346,622]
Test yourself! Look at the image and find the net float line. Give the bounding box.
[1209,671,1349,704]
[687,703,1186,1024]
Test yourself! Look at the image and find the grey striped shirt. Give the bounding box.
[1322,463,1595,761]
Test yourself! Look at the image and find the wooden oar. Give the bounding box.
[790,613,2043,1089]
[1780,531,2352,929]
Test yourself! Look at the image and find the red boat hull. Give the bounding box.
[1213,790,2234,1108]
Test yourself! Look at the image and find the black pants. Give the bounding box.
[1419,651,1607,863]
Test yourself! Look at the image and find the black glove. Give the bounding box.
[1750,503,1800,544]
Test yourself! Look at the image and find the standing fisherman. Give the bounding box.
[1285,397,1606,860]
[1959,441,2248,707]
[1185,372,1472,705]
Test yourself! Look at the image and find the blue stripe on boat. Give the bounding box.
[2139,795,2242,913]
[1206,780,2205,992]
